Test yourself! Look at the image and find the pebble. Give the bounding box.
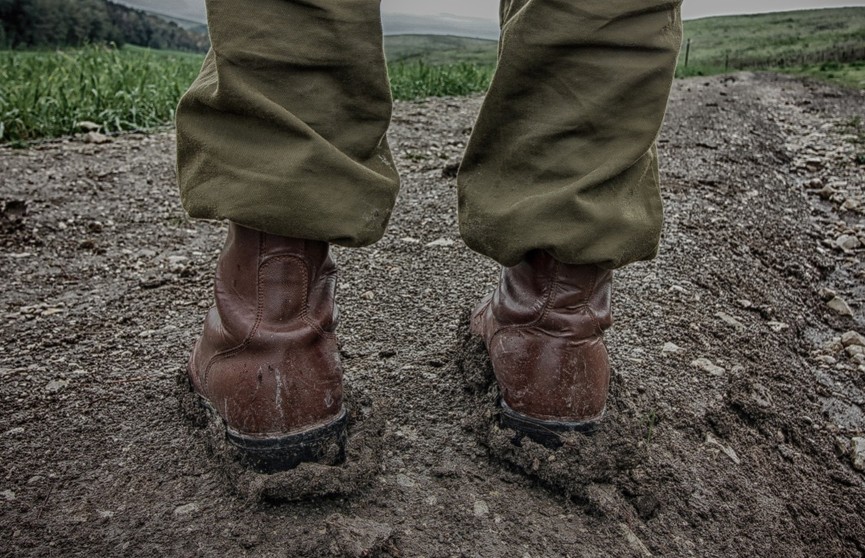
[767,321,789,332]
[835,234,861,251]
[173,503,199,516]
[83,131,111,144]
[827,297,853,317]
[815,355,837,365]
[841,331,865,347]
[425,238,455,248]
[846,345,865,357]
[705,433,741,464]
[400,237,420,244]
[716,312,745,329]
[852,438,865,472]
[5,427,24,436]
[1,490,15,501]
[396,473,416,488]
[473,499,490,517]
[818,287,837,301]
[691,358,725,376]
[44,379,69,393]
[361,291,375,300]
[76,121,101,132]
[662,342,682,354]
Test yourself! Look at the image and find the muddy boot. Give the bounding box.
[187,223,347,473]
[471,251,612,447]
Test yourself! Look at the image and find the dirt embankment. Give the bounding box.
[1,73,865,557]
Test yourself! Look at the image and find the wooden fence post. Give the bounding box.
[684,38,690,67]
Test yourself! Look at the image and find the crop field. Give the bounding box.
[0,45,203,144]
[1,7,864,144]
[0,43,494,144]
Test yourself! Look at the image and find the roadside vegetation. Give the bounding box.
[1,8,863,144]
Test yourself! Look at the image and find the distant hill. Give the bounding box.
[384,35,497,65]
[113,1,501,40]
[682,7,865,70]
[0,0,208,51]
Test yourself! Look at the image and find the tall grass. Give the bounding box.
[388,61,493,100]
[0,44,202,143]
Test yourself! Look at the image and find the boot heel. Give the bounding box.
[500,400,602,449]
[225,409,348,474]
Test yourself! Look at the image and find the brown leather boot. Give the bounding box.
[471,250,612,447]
[187,223,346,472]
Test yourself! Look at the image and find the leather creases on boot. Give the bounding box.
[471,250,613,444]
[187,222,346,472]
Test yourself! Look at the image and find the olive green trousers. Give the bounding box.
[176,0,682,268]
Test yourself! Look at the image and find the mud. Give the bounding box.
[2,73,865,556]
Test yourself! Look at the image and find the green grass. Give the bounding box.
[678,7,865,84]
[388,61,494,100]
[384,34,498,66]
[2,8,865,143]
[0,44,202,143]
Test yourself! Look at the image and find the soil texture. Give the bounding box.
[2,73,865,557]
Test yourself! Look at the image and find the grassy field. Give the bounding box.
[678,7,865,86]
[2,7,864,143]
[0,45,202,144]
[384,35,498,66]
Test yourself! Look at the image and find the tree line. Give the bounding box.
[0,0,208,51]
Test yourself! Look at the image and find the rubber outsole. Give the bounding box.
[499,399,602,449]
[185,374,348,474]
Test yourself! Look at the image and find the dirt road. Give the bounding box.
[2,73,865,557]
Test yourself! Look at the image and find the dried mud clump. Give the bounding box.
[455,319,649,508]
[177,371,386,503]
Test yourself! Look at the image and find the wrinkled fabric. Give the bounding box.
[176,0,683,268]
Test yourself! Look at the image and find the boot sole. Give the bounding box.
[224,408,348,474]
[185,373,348,474]
[500,400,602,449]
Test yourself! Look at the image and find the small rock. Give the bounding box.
[846,345,865,357]
[662,342,681,354]
[852,354,865,365]
[76,121,101,132]
[425,237,455,248]
[815,355,837,365]
[441,160,461,178]
[1,490,15,501]
[473,500,490,517]
[173,503,199,516]
[5,427,24,436]
[827,297,854,317]
[816,186,836,200]
[705,433,741,464]
[716,312,745,329]
[27,476,43,485]
[841,198,859,212]
[44,379,69,393]
[97,510,115,519]
[83,131,111,144]
[691,358,725,376]
[400,236,420,244]
[851,438,865,472]
[767,321,789,332]
[836,234,861,251]
[361,291,375,300]
[818,287,837,301]
[396,473,416,488]
[841,331,865,348]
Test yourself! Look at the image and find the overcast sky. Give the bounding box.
[124,0,865,23]
[382,0,865,20]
